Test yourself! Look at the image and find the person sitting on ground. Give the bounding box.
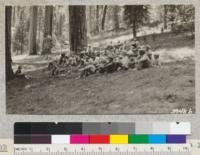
[121,41,127,50]
[143,45,161,67]
[120,52,129,70]
[80,47,87,58]
[135,48,151,70]
[79,56,97,78]
[59,53,68,66]
[88,46,94,57]
[144,45,153,60]
[99,51,108,64]
[126,45,134,57]
[69,55,77,66]
[99,56,122,74]
[131,41,139,57]
[152,54,161,67]
[48,61,59,77]
[131,38,140,51]
[106,41,114,50]
[79,55,87,67]
[115,41,122,49]
[76,55,82,65]
[88,56,94,64]
[115,46,121,55]
[15,66,29,79]
[93,52,101,68]
[129,56,136,69]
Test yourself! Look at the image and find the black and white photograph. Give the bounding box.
[6,5,195,114]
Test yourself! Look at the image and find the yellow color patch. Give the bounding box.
[110,135,128,144]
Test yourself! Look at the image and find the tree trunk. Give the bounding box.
[38,8,41,51]
[113,6,119,31]
[43,6,53,37]
[132,20,137,38]
[59,14,63,36]
[42,6,53,53]
[29,6,38,55]
[69,6,87,54]
[95,5,99,33]
[12,7,15,27]
[89,6,93,34]
[37,7,43,52]
[20,9,24,54]
[101,5,107,31]
[20,36,23,55]
[86,6,91,38]
[164,5,167,29]
[132,9,137,38]
[5,6,14,81]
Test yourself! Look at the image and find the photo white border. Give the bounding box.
[0,0,199,139]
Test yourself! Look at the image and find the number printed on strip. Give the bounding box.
[0,139,13,155]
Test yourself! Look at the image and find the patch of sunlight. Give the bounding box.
[157,47,195,63]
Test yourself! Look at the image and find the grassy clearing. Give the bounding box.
[6,32,195,114]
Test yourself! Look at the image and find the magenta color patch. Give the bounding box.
[70,135,89,144]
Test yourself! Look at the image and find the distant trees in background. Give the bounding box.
[88,5,124,35]
[159,5,194,33]
[12,7,28,55]
[124,5,150,38]
[7,5,195,56]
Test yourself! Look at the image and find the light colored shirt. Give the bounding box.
[121,56,129,68]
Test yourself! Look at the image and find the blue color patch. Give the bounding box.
[148,135,166,144]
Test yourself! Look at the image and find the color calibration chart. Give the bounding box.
[14,122,193,155]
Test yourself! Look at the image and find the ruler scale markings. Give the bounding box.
[14,144,191,155]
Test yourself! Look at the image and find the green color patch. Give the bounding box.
[128,134,148,144]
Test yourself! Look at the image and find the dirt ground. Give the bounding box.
[6,32,195,114]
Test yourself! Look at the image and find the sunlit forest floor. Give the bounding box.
[6,32,195,114]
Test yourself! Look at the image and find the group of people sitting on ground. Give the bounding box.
[48,38,161,78]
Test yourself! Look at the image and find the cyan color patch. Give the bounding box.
[148,135,166,144]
